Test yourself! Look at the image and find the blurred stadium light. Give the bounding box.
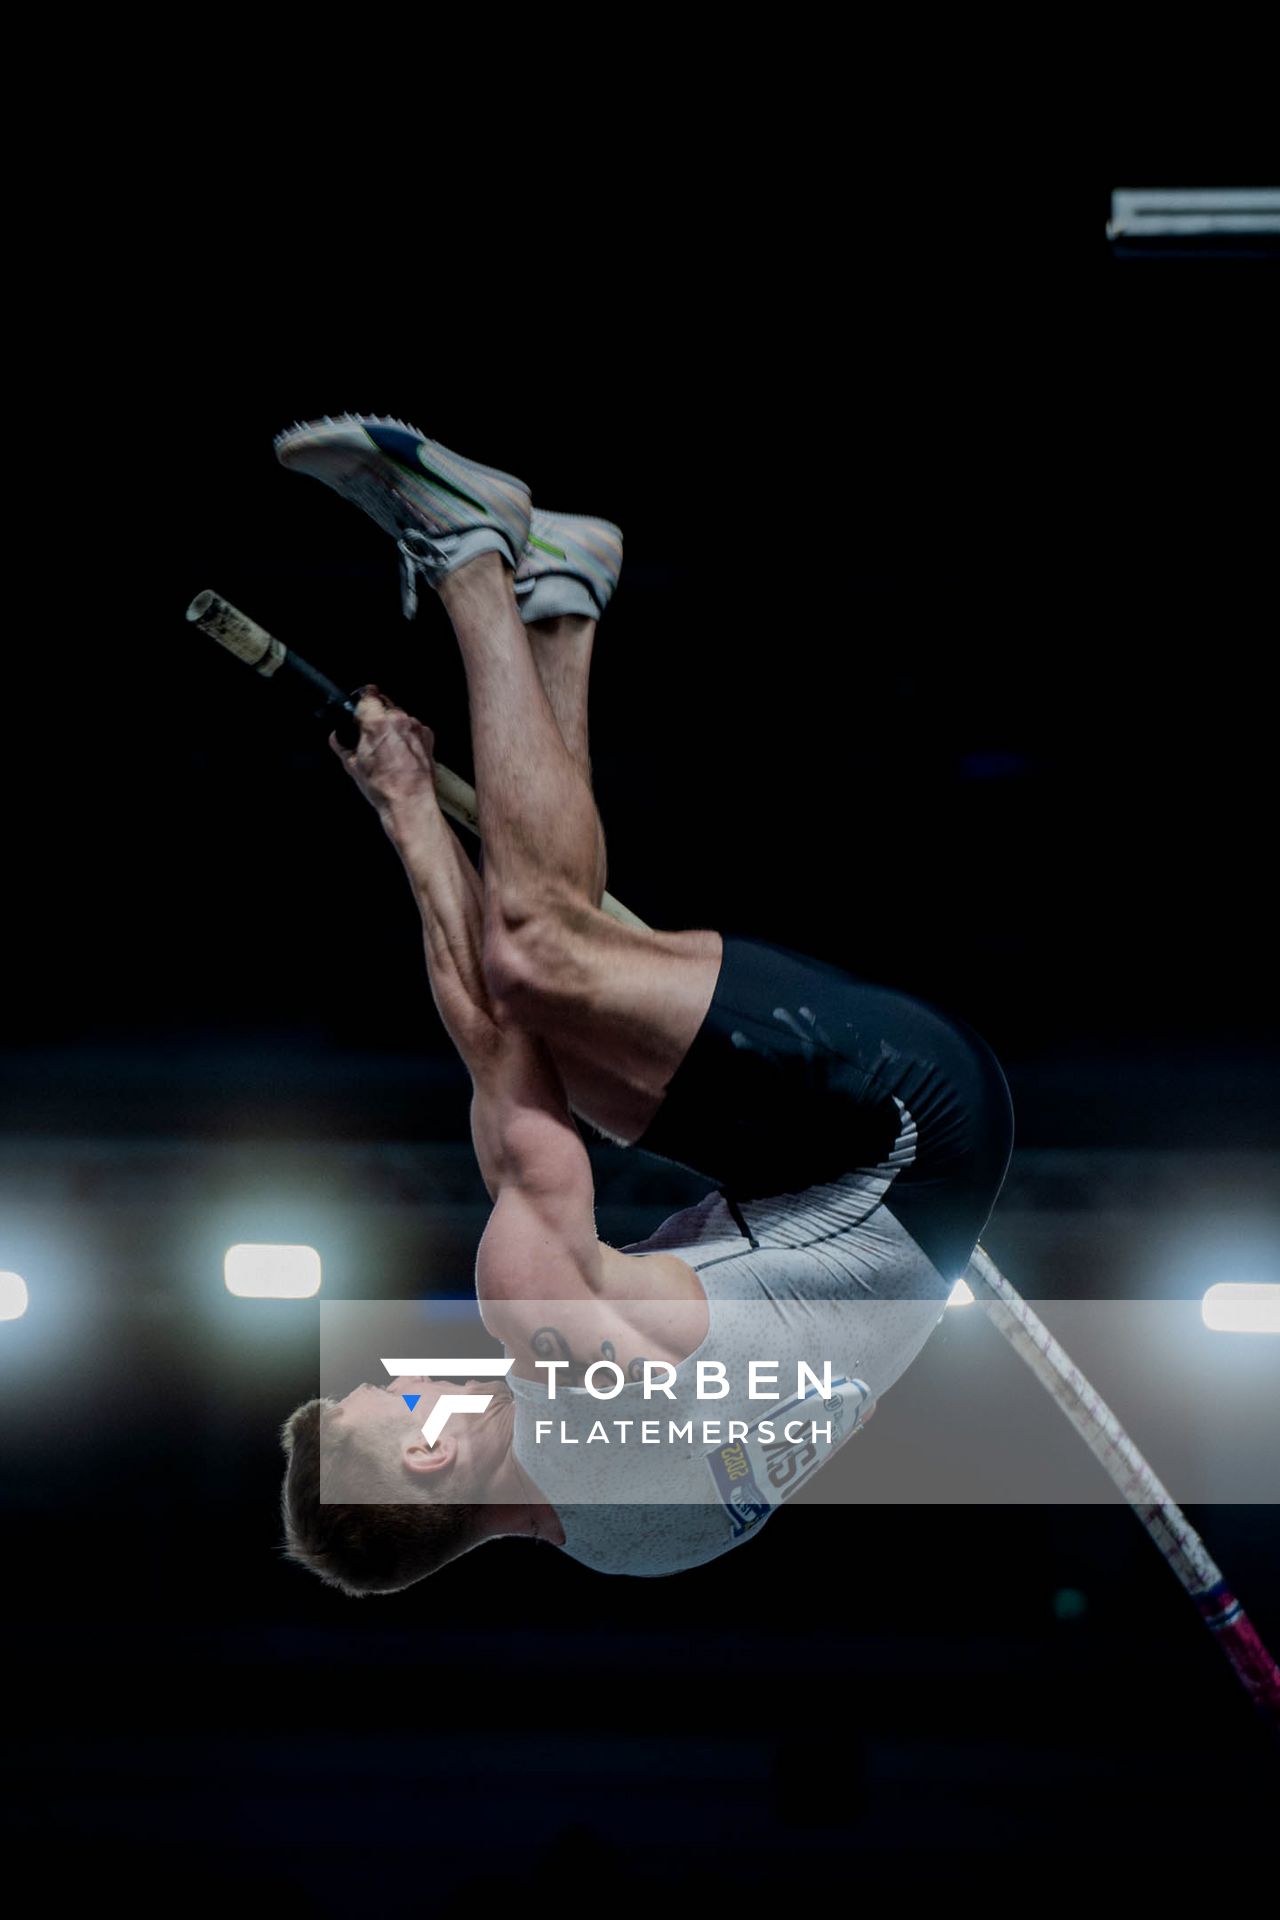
[224,1243,321,1299]
[1201,1281,1280,1334]
[0,1271,29,1320]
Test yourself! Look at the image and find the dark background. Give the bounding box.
[2,176,1276,1901]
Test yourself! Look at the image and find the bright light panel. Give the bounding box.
[1201,1282,1280,1335]
[0,1271,29,1320]
[948,1278,975,1307]
[224,1243,321,1299]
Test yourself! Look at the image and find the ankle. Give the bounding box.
[437,548,511,607]
[527,613,597,643]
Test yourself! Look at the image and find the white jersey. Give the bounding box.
[508,1097,950,1576]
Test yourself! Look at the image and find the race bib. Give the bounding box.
[703,1376,874,1545]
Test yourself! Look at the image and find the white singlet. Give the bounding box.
[508,1098,952,1576]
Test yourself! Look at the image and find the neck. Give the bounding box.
[479,1390,567,1547]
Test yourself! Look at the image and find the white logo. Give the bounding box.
[380,1357,514,1445]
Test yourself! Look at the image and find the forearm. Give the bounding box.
[383,792,491,1028]
[334,690,494,1045]
[374,791,524,1130]
[334,691,584,1208]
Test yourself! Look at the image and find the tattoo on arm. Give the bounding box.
[601,1338,651,1383]
[531,1326,651,1387]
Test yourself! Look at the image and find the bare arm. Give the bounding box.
[331,690,601,1275]
[332,688,502,1084]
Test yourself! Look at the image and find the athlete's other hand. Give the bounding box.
[330,687,436,816]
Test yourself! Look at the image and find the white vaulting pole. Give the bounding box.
[966,1245,1280,1729]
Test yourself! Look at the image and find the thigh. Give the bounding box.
[516,912,725,1145]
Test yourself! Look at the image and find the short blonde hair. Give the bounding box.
[278,1397,484,1596]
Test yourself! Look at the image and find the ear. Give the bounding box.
[402,1434,457,1477]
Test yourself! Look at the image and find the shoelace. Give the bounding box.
[398,529,536,620]
[396,530,457,621]
[397,529,449,618]
[398,531,547,621]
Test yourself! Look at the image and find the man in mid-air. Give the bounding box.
[276,415,1015,1590]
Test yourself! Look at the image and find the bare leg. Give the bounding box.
[437,556,722,1145]
[522,612,607,908]
[436,555,608,914]
[519,610,670,1142]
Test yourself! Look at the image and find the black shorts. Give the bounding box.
[631,933,1016,1284]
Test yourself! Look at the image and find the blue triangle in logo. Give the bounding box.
[402,1393,421,1411]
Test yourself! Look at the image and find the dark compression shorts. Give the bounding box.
[630,933,1016,1285]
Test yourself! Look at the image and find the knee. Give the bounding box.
[482,895,595,1020]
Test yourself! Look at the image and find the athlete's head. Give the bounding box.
[278,1375,500,1596]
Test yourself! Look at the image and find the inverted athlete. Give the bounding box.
[276,416,1016,1591]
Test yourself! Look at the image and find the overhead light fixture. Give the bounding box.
[1108,187,1280,255]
